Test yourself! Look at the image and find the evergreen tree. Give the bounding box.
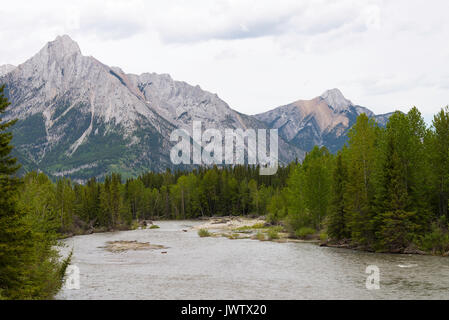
[345,114,378,246]
[0,86,68,299]
[328,149,350,240]
[0,85,34,298]
[375,130,417,251]
[431,106,449,218]
[301,146,333,229]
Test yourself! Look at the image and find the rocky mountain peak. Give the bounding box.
[47,35,82,57]
[320,88,353,112]
[25,35,82,69]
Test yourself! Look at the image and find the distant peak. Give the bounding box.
[322,88,344,98]
[55,34,74,41]
[46,35,81,56]
[320,88,353,111]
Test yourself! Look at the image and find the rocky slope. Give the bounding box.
[255,89,393,153]
[1,36,178,181]
[0,36,301,181]
[0,64,16,77]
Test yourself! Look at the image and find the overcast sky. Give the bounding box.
[0,0,448,121]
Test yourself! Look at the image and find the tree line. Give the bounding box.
[280,107,449,254]
[23,165,293,235]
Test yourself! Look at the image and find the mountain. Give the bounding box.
[0,35,393,181]
[0,35,301,181]
[0,64,15,77]
[254,88,394,153]
[1,35,179,181]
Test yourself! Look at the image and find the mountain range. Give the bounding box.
[0,35,393,181]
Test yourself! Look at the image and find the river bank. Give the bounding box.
[59,216,449,257]
[193,217,320,244]
[320,240,430,256]
[56,220,449,300]
[192,217,449,257]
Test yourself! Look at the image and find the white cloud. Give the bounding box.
[0,0,448,118]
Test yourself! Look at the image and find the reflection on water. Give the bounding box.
[56,221,449,300]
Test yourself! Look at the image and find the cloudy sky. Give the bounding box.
[0,0,448,121]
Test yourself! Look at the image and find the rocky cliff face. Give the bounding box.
[0,35,392,181]
[1,35,177,181]
[0,36,301,180]
[255,88,393,153]
[0,64,16,77]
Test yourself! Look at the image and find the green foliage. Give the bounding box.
[283,146,333,236]
[429,106,449,218]
[234,223,266,232]
[267,229,280,240]
[267,191,287,223]
[149,225,160,229]
[255,232,266,241]
[0,86,68,299]
[418,223,449,255]
[131,220,140,230]
[327,150,350,240]
[324,107,449,253]
[198,229,212,237]
[345,114,379,245]
[375,210,418,252]
[295,227,316,239]
[320,232,328,242]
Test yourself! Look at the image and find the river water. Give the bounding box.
[56,221,449,300]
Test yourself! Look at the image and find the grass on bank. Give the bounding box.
[198,229,212,237]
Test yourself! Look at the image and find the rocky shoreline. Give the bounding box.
[194,217,320,243]
[61,216,447,257]
[319,239,434,256]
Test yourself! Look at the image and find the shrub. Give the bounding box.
[267,229,280,240]
[235,223,266,232]
[198,229,212,238]
[419,224,449,254]
[295,227,316,239]
[131,220,140,230]
[255,232,266,241]
[269,226,283,233]
[234,226,251,232]
[149,225,160,229]
[320,232,328,242]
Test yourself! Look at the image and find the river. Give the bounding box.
[56,221,449,300]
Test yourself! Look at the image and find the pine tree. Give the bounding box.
[0,86,68,299]
[345,114,378,246]
[301,146,333,229]
[375,134,417,251]
[431,106,449,218]
[328,150,350,240]
[0,85,34,298]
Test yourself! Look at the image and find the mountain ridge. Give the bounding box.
[0,35,393,181]
[254,88,393,153]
